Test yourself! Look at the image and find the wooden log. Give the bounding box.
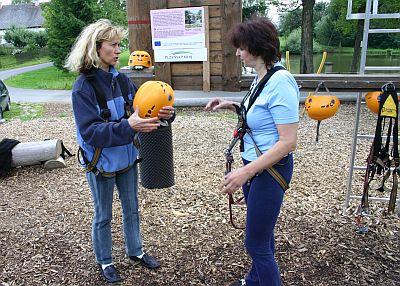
[11,139,62,167]
[44,156,66,170]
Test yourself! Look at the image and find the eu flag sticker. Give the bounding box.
[155,41,161,46]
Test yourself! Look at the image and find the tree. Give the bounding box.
[94,0,127,26]
[300,0,315,73]
[270,0,316,73]
[43,0,95,70]
[279,8,302,37]
[279,2,326,37]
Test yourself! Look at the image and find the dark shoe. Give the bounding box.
[130,253,160,269]
[228,279,246,286]
[98,264,122,283]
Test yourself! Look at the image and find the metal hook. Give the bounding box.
[314,81,330,94]
[381,82,395,92]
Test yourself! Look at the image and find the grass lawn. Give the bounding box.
[2,102,44,121]
[5,67,78,90]
[4,51,131,90]
[0,55,50,71]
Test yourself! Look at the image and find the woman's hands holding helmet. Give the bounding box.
[128,106,160,133]
[204,98,238,112]
[158,106,175,120]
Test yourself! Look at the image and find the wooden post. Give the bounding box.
[221,0,241,91]
[150,0,172,85]
[203,6,211,92]
[126,0,152,55]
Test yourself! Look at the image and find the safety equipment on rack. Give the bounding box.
[133,81,174,118]
[128,50,152,70]
[304,82,340,142]
[365,91,381,114]
[225,66,289,230]
[359,82,399,221]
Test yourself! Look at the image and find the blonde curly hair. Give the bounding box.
[65,19,126,73]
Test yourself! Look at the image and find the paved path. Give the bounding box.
[3,62,72,104]
[4,63,357,106]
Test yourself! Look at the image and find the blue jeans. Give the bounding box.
[86,165,143,264]
[242,154,293,286]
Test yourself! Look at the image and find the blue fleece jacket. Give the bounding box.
[72,67,138,173]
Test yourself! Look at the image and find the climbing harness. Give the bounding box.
[357,83,399,233]
[225,66,289,229]
[78,68,137,176]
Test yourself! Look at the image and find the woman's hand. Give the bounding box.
[128,107,160,132]
[219,166,253,194]
[204,98,236,112]
[158,106,175,120]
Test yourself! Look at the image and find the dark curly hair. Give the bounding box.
[227,17,281,67]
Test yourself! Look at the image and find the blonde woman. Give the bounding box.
[66,19,174,283]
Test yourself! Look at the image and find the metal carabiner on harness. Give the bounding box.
[224,138,246,230]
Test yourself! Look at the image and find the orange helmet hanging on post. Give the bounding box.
[128,50,152,70]
[365,91,382,114]
[133,81,174,118]
[304,82,340,142]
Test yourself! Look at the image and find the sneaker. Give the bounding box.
[98,264,122,284]
[228,278,246,286]
[130,253,160,269]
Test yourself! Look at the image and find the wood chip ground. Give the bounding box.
[0,103,399,286]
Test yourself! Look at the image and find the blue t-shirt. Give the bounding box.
[241,63,299,161]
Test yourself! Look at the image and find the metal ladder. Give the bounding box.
[344,0,400,212]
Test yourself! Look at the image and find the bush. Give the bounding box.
[32,30,48,48]
[0,45,14,56]
[285,28,323,54]
[4,26,48,49]
[285,28,302,54]
[4,26,31,48]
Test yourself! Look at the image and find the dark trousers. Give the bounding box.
[242,154,293,286]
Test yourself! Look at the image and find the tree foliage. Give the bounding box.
[43,0,95,70]
[242,0,268,20]
[325,0,400,48]
[4,26,48,49]
[11,0,34,4]
[94,0,127,26]
[279,2,327,37]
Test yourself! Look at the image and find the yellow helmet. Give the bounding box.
[128,50,152,70]
[305,94,340,121]
[133,81,174,118]
[365,91,381,114]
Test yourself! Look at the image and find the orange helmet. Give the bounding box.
[365,91,381,114]
[133,81,174,118]
[305,94,340,121]
[128,50,152,70]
